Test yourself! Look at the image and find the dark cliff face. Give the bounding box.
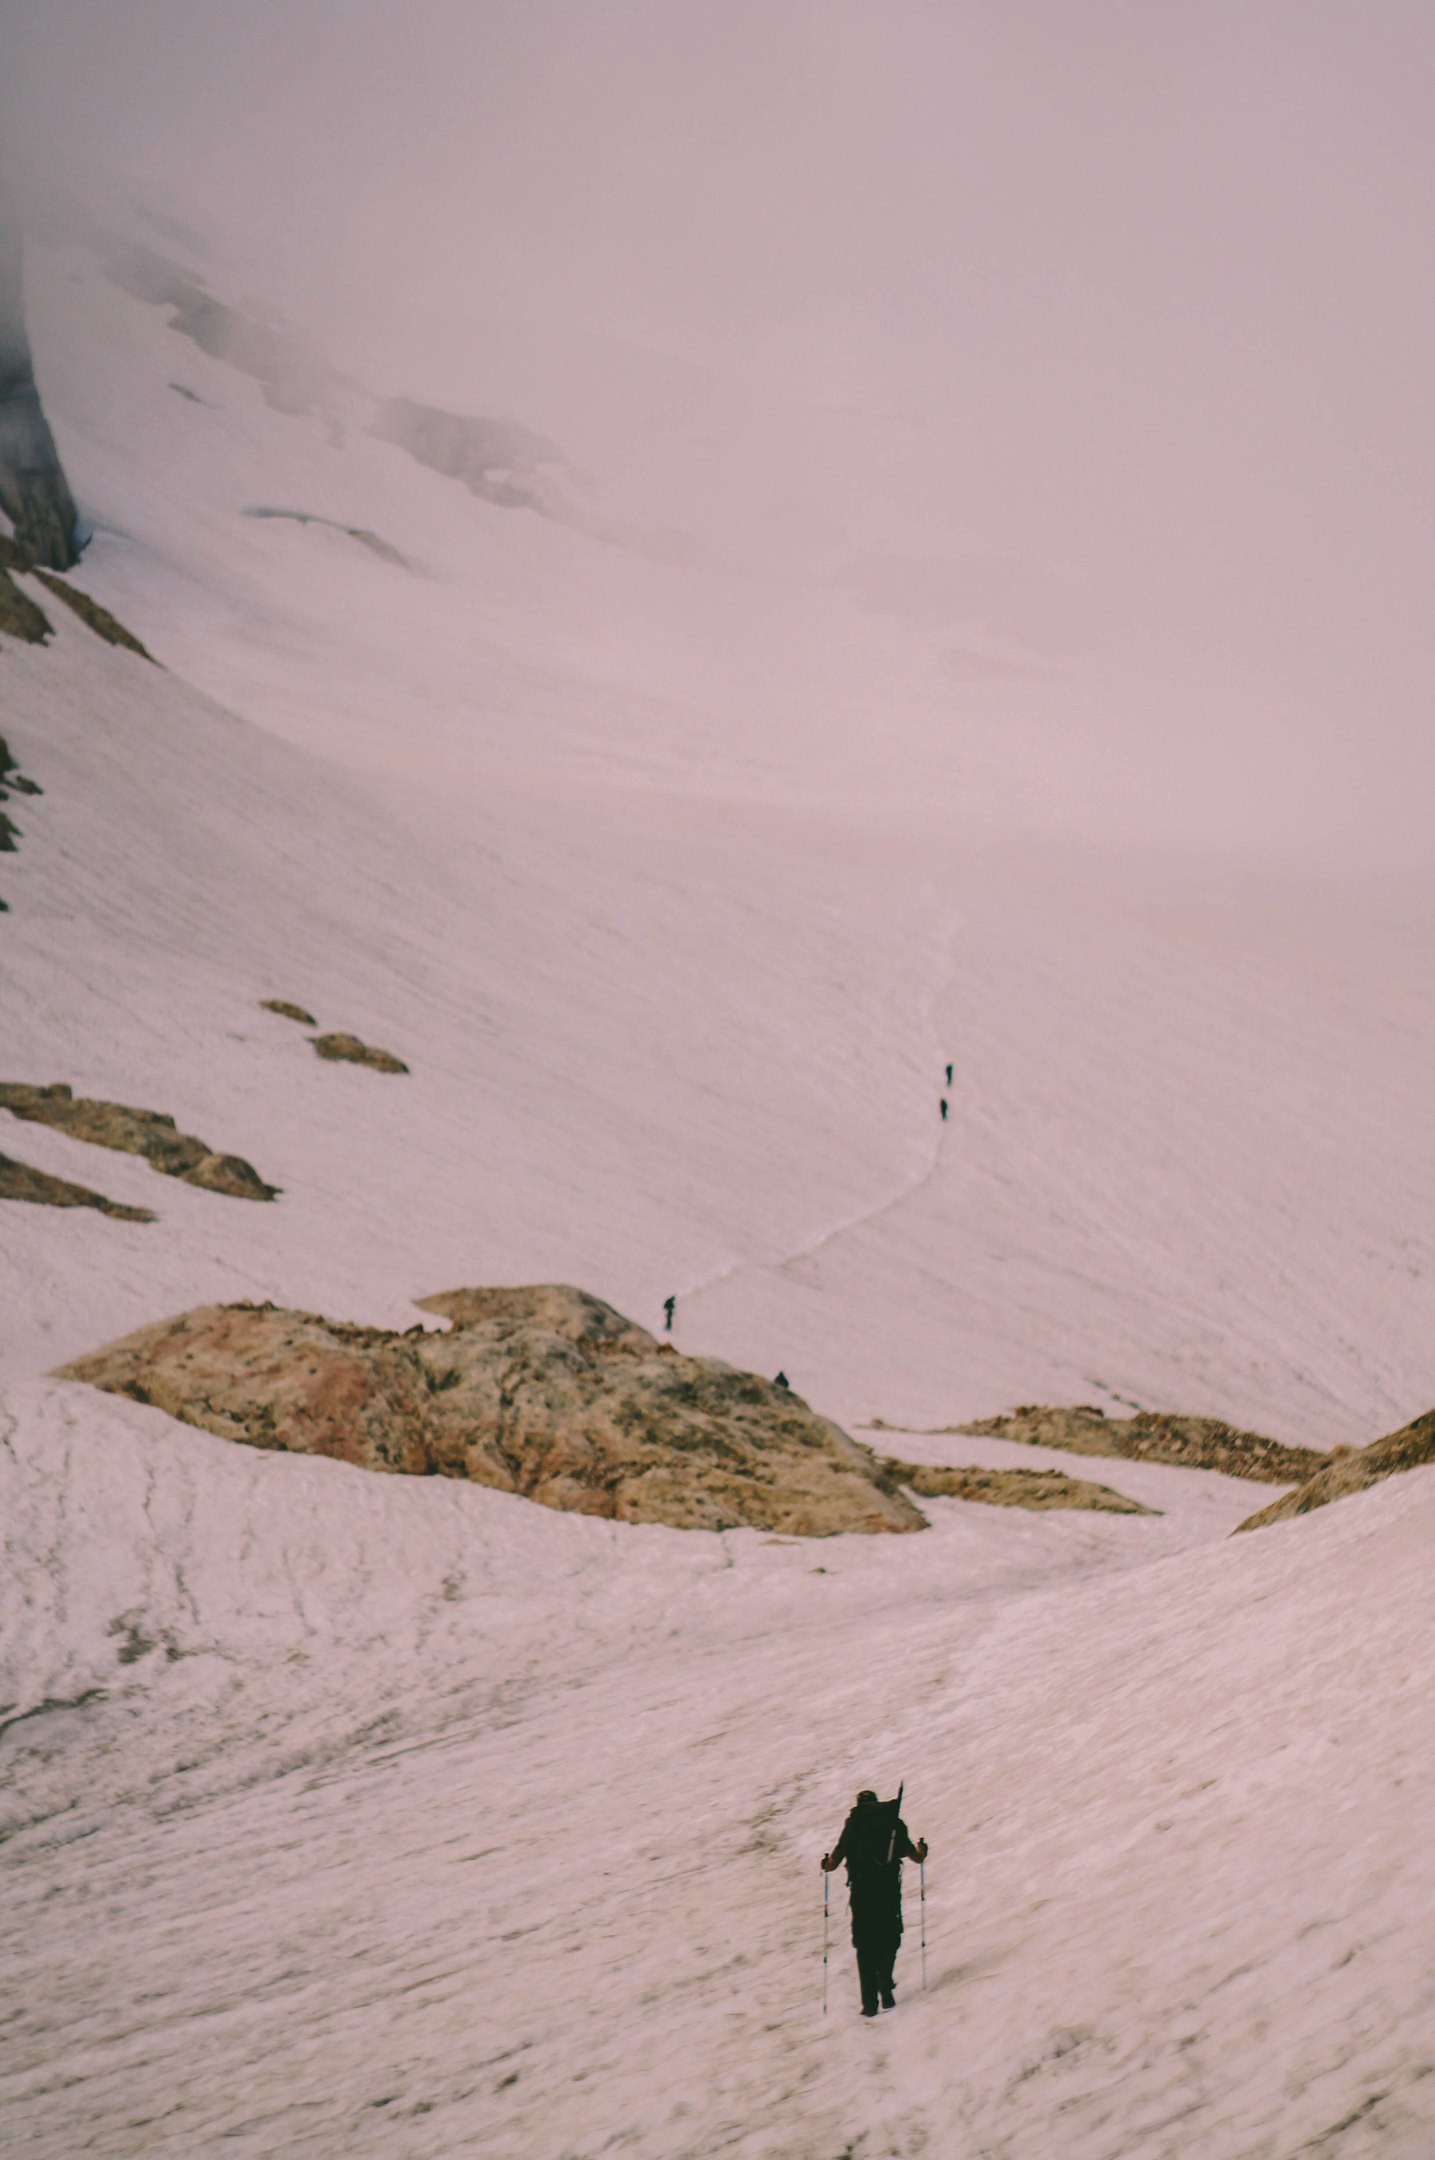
[0,221,79,570]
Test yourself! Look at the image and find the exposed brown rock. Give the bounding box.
[30,570,154,661]
[0,563,52,645]
[1234,1410,1435,1533]
[415,1283,653,1347]
[260,999,318,1026]
[57,1286,926,1537]
[0,1150,155,1222]
[880,1456,1156,1515]
[0,537,140,662]
[869,1404,1325,1486]
[0,1083,279,1200]
[310,1032,408,1074]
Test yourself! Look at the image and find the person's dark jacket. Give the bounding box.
[827,1801,923,1946]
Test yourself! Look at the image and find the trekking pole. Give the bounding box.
[920,1860,927,1989]
[822,1866,829,2015]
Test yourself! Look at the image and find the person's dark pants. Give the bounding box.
[853,1923,900,2015]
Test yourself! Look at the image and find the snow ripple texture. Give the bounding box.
[3,217,1435,2158]
[2,1382,1434,2157]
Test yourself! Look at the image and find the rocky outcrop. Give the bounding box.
[0,535,53,644]
[0,1083,278,1200]
[0,1151,154,1222]
[370,398,566,511]
[57,1286,926,1536]
[1234,1411,1435,1533]
[100,236,330,417]
[0,730,41,906]
[880,1455,1157,1516]
[310,1032,408,1074]
[0,567,51,643]
[30,569,153,659]
[83,218,567,504]
[872,1404,1326,1486]
[55,204,695,562]
[0,221,78,569]
[415,1283,652,1340]
[264,1008,406,1067]
[0,733,40,800]
[1,731,41,857]
[242,508,406,567]
[0,534,152,658]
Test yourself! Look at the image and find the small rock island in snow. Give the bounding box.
[57,1284,925,1536]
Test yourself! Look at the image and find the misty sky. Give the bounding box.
[5,1,1433,852]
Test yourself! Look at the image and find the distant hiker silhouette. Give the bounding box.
[774,1370,791,1390]
[822,1788,927,2016]
[944,1062,953,1086]
[663,1295,676,1332]
[939,1097,949,1122]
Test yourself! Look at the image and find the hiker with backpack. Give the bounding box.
[822,1788,928,2016]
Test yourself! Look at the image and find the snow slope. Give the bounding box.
[2,214,1434,2155]
[4,1386,1434,2157]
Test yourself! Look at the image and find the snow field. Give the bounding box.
[1,210,1433,2158]
[3,1383,1433,2156]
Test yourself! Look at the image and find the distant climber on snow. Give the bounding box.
[939,1097,949,1122]
[822,1787,927,2016]
[662,1294,676,1332]
[945,1062,953,1086]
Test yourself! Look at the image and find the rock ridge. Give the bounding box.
[1234,1410,1435,1532]
[0,1083,278,1200]
[879,1454,1157,1516]
[869,1404,1326,1486]
[56,1286,926,1536]
[0,1150,154,1222]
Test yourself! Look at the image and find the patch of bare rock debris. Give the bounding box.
[868,1403,1327,1485]
[57,1284,924,1536]
[1234,1409,1435,1532]
[30,567,154,659]
[310,1032,409,1073]
[260,1003,408,1070]
[878,1456,1156,1515]
[0,1151,154,1222]
[0,1082,278,1200]
[0,536,53,643]
[1,730,42,904]
[0,535,153,658]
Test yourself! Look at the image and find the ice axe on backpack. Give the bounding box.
[885,1782,928,1992]
[885,1780,904,1865]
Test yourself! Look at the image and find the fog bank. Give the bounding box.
[4,1,1433,857]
